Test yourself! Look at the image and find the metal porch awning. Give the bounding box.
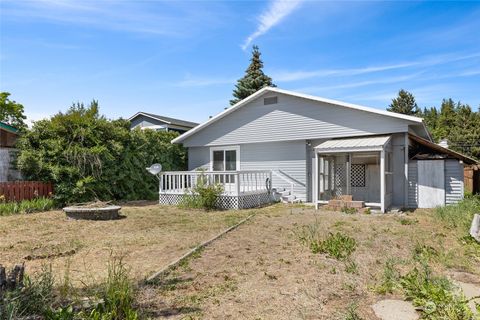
[315,135,391,153]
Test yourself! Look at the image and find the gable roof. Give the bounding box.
[129,112,198,128]
[172,87,430,144]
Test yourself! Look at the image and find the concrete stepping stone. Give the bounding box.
[372,299,419,320]
[455,281,480,314]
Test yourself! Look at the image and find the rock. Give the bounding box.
[372,299,419,320]
[470,214,480,242]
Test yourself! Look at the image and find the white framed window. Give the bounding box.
[210,146,240,172]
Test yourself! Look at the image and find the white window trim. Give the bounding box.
[209,146,241,171]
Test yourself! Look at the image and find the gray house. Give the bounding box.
[161,87,476,211]
[129,112,198,134]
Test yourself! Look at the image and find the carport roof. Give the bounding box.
[315,135,391,153]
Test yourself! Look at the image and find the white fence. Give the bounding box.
[160,170,272,196]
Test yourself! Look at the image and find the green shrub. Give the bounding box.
[0,197,55,216]
[434,195,480,234]
[16,102,187,205]
[179,174,223,210]
[400,263,474,319]
[312,232,357,260]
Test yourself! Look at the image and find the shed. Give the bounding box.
[407,134,478,208]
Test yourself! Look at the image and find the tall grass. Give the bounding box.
[434,195,480,233]
[0,258,138,320]
[0,197,56,216]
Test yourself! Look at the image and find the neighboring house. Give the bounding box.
[129,112,198,134]
[163,87,476,211]
[0,122,22,182]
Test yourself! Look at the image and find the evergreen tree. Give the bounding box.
[230,45,275,105]
[387,89,420,115]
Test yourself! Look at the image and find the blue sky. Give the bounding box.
[1,0,479,125]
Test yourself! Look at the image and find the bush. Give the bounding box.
[179,174,223,210]
[16,102,187,205]
[0,197,55,216]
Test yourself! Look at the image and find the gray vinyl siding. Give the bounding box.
[391,133,407,207]
[241,141,307,201]
[182,92,413,147]
[188,147,210,171]
[407,161,418,208]
[188,141,308,201]
[445,159,464,205]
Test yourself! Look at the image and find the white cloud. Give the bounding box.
[242,0,302,51]
[272,52,480,82]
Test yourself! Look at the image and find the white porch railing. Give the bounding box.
[159,170,272,196]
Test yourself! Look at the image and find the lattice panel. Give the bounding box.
[351,164,366,187]
[159,193,272,210]
[334,164,346,196]
[238,193,272,209]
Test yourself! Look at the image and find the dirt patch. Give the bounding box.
[137,206,480,319]
[0,205,251,284]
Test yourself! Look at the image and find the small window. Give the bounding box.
[264,96,278,105]
[351,164,366,187]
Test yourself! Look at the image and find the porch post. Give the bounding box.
[380,149,386,213]
[346,153,351,195]
[314,152,319,209]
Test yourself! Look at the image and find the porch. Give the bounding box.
[158,170,273,209]
[314,136,393,212]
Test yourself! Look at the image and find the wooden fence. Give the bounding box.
[465,165,480,195]
[0,181,53,202]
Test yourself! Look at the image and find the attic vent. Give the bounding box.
[264,96,278,105]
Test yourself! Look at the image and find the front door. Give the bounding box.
[418,160,445,208]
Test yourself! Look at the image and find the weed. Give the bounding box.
[400,263,474,319]
[312,232,357,260]
[435,195,480,234]
[344,260,358,274]
[399,217,418,225]
[0,265,54,319]
[375,258,401,294]
[413,243,439,262]
[341,207,358,214]
[343,303,363,320]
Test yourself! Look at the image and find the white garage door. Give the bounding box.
[418,160,445,208]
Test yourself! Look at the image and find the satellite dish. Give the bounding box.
[146,163,162,175]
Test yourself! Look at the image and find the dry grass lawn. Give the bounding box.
[0,203,251,284]
[136,205,480,319]
[1,203,479,319]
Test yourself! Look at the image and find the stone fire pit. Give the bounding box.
[63,205,121,220]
